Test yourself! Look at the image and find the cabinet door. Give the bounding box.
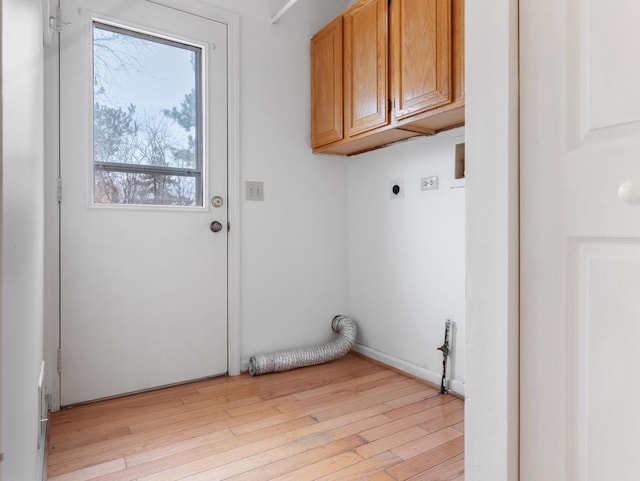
[311,16,343,149]
[344,0,389,137]
[391,0,451,120]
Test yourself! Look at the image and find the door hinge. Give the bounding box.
[388,99,392,113]
[49,5,71,33]
[227,222,231,232]
[388,0,391,6]
[57,348,62,374]
[57,178,62,203]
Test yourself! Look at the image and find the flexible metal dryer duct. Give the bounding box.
[248,315,357,376]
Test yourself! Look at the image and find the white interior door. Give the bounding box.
[60,0,228,405]
[521,0,640,479]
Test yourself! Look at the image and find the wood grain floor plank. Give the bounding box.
[123,428,234,467]
[47,458,126,481]
[229,409,314,435]
[386,437,464,481]
[391,428,463,461]
[127,405,232,434]
[292,379,357,400]
[47,354,464,481]
[48,426,131,455]
[48,407,294,476]
[51,392,246,444]
[385,395,462,420]
[348,368,399,385]
[269,451,364,481]
[419,406,465,434]
[325,413,391,440]
[358,377,420,396]
[225,394,299,417]
[180,435,364,481]
[365,472,397,481]
[53,377,218,420]
[49,399,185,440]
[355,426,428,459]
[406,452,465,481]
[315,451,402,481]
[225,413,391,481]
[385,387,441,409]
[312,383,428,422]
[49,408,253,474]
[134,425,317,481]
[360,401,464,443]
[276,389,366,416]
[351,374,412,393]
[134,403,382,481]
[453,421,464,433]
[89,417,319,481]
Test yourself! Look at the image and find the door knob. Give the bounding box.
[210,221,223,233]
[618,179,640,205]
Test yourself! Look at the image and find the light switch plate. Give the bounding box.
[246,181,264,201]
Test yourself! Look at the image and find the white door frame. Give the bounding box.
[465,0,520,480]
[43,0,241,411]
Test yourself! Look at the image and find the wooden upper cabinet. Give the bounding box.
[343,0,389,137]
[310,16,344,149]
[310,0,464,155]
[391,0,451,121]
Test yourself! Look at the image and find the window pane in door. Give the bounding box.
[92,23,203,206]
[94,171,198,206]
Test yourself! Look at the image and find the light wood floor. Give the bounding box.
[47,354,464,481]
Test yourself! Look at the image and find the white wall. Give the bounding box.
[195,0,351,365]
[347,129,466,394]
[1,0,46,479]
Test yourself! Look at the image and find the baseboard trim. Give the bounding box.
[240,357,250,373]
[352,343,465,398]
[241,347,465,398]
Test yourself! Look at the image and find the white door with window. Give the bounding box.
[521,0,640,479]
[59,0,228,405]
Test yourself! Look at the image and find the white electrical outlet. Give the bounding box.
[246,181,264,201]
[421,176,439,191]
[390,179,404,199]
